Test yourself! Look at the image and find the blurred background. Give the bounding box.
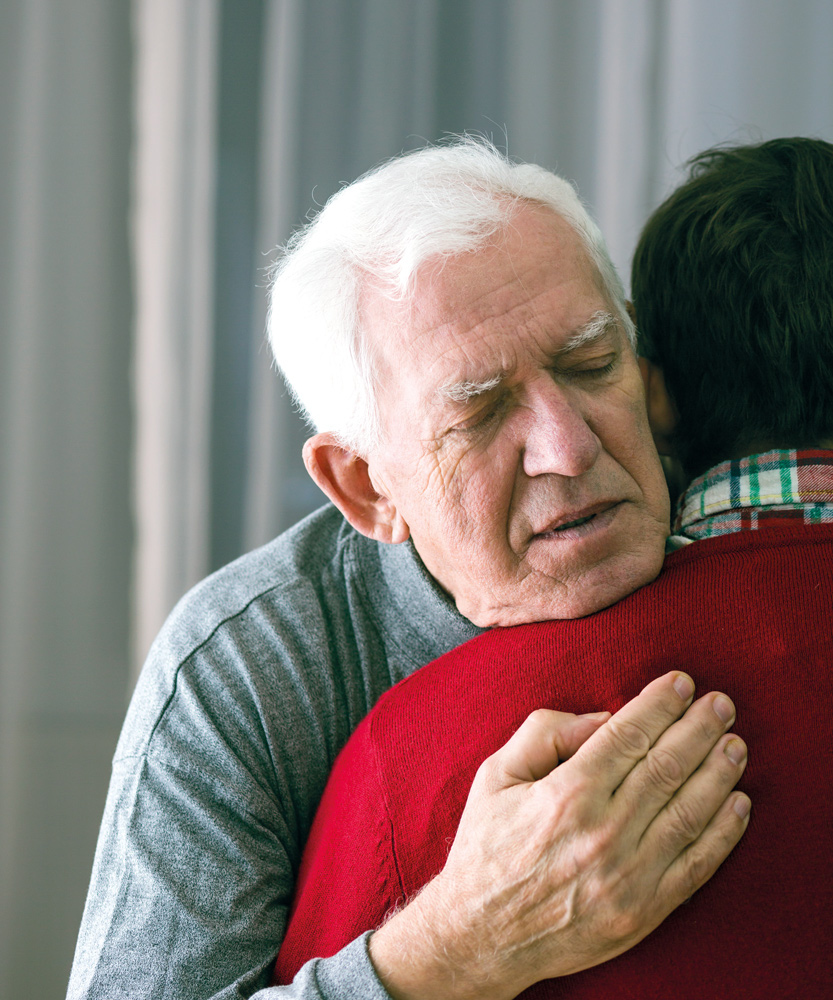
[1,0,832,995]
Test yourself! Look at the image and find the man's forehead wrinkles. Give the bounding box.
[425,280,554,360]
[419,243,547,328]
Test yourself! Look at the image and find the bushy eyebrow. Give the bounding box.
[436,373,505,404]
[562,310,619,352]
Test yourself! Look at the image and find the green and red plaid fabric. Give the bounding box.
[667,448,833,551]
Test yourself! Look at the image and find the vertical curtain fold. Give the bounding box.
[0,1,132,994]
[594,0,666,287]
[244,0,306,552]
[132,0,219,668]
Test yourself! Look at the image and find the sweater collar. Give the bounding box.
[372,537,484,669]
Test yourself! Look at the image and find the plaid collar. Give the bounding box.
[666,448,833,551]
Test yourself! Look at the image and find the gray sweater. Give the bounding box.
[67,505,482,999]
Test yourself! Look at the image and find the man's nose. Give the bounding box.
[521,382,602,478]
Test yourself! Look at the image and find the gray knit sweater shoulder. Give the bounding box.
[67,504,481,1000]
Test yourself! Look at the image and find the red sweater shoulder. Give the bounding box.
[277,526,833,995]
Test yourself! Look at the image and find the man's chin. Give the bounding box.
[462,554,665,628]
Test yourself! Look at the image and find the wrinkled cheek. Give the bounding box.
[416,445,463,500]
[423,453,476,520]
[447,481,500,544]
[424,448,518,569]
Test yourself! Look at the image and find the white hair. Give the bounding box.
[268,137,631,454]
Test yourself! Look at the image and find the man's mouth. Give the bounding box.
[533,501,623,539]
[551,512,597,531]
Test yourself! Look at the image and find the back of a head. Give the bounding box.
[632,137,833,478]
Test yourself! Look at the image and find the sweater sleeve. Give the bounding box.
[65,562,397,1000]
[68,751,393,1000]
[251,934,392,1000]
[273,710,405,985]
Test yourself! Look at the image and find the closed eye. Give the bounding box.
[556,355,618,380]
[575,360,617,376]
[449,396,508,434]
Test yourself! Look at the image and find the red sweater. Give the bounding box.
[275,526,833,998]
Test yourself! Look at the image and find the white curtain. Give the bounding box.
[0,1,133,996]
[132,0,220,674]
[2,1,832,994]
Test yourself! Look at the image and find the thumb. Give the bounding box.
[496,709,611,786]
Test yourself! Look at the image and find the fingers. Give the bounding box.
[405,675,751,995]
[640,729,748,863]
[490,708,610,786]
[656,787,752,912]
[616,691,739,827]
[567,671,696,792]
[558,712,612,761]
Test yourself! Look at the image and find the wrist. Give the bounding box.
[367,878,523,1000]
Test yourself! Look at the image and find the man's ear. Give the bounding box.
[637,357,678,456]
[302,433,410,544]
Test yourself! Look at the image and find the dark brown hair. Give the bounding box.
[632,137,833,477]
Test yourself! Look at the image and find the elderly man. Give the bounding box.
[274,138,833,998]
[67,141,748,1000]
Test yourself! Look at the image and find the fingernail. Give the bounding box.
[674,673,695,700]
[713,694,735,724]
[723,737,746,765]
[733,794,751,820]
[581,711,612,721]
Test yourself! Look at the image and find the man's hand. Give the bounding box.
[368,671,749,1000]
